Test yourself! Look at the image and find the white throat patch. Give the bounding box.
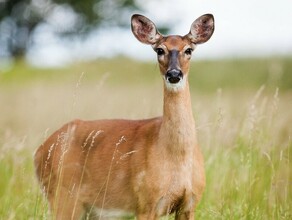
[164,76,187,92]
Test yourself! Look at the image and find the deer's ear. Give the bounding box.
[186,14,214,44]
[131,14,162,45]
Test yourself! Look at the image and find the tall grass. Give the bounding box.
[195,87,291,219]
[0,57,291,219]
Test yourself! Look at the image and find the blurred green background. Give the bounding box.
[0,0,291,219]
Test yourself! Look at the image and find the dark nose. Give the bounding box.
[166,69,183,84]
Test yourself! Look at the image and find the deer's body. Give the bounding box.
[34,14,214,219]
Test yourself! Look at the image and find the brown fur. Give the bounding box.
[34,14,214,220]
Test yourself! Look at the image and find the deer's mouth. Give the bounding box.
[165,69,183,84]
[164,71,186,92]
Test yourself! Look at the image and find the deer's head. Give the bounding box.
[131,14,214,92]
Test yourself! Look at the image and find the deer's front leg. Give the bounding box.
[175,210,195,220]
[136,199,160,220]
[175,193,197,220]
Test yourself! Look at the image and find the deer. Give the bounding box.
[34,13,214,220]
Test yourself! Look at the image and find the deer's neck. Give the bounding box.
[159,80,197,156]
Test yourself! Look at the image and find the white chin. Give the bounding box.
[164,77,187,92]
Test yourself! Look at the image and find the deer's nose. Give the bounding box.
[166,69,183,84]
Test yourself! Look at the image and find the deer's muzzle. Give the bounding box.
[165,69,183,84]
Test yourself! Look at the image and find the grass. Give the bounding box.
[196,88,291,219]
[0,57,291,219]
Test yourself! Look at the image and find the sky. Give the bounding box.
[25,0,292,67]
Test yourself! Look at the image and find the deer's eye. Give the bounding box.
[184,48,193,55]
[156,48,165,56]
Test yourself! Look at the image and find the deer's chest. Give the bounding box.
[134,157,195,214]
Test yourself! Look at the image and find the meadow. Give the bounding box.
[0,57,291,219]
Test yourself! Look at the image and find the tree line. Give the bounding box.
[0,0,139,58]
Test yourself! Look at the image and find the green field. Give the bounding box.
[0,57,291,219]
